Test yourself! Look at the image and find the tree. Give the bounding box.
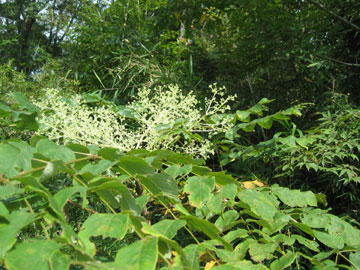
[0,0,82,73]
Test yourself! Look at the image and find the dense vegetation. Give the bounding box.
[1,0,360,269]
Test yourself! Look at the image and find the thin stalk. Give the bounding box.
[24,197,50,240]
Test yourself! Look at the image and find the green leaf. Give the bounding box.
[223,229,249,243]
[249,103,267,116]
[88,181,141,216]
[113,237,158,270]
[0,140,34,177]
[138,173,179,202]
[270,251,297,269]
[0,201,9,220]
[79,213,129,239]
[164,164,192,178]
[0,184,24,200]
[182,244,201,270]
[5,240,61,270]
[258,98,275,105]
[272,187,317,207]
[80,159,117,175]
[292,235,319,252]
[0,211,36,259]
[49,251,71,270]
[238,189,279,222]
[215,210,239,232]
[8,92,38,112]
[313,230,344,249]
[78,213,130,256]
[349,252,360,269]
[151,219,186,239]
[0,211,35,259]
[254,117,273,129]
[249,242,277,262]
[237,122,256,132]
[181,215,232,250]
[36,139,75,162]
[54,186,88,209]
[183,176,215,208]
[117,156,155,176]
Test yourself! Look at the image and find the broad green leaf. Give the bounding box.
[249,242,277,262]
[0,201,9,220]
[300,209,331,228]
[207,184,237,214]
[88,181,141,216]
[182,215,232,250]
[0,211,36,259]
[209,172,239,186]
[292,235,319,252]
[272,187,317,207]
[253,117,273,129]
[138,173,179,202]
[113,237,158,270]
[151,219,186,239]
[191,165,212,176]
[182,244,201,270]
[313,230,344,249]
[223,229,249,243]
[237,122,256,132]
[117,156,155,176]
[49,251,71,270]
[270,251,297,269]
[78,213,129,256]
[98,147,122,161]
[141,223,191,269]
[0,140,34,177]
[235,238,257,260]
[215,210,239,232]
[238,189,279,222]
[80,159,117,175]
[0,184,24,200]
[349,252,360,269]
[36,139,75,162]
[165,164,192,178]
[54,186,88,209]
[183,176,215,208]
[327,215,360,248]
[207,193,223,214]
[258,98,275,105]
[5,240,62,270]
[79,213,129,239]
[8,92,39,112]
[249,103,267,116]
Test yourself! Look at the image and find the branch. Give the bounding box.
[315,54,360,67]
[305,0,360,33]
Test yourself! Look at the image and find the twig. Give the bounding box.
[305,0,360,33]
[67,199,98,214]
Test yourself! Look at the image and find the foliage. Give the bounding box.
[1,135,360,269]
[0,63,35,96]
[267,93,360,212]
[0,0,82,74]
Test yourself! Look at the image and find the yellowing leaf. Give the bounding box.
[200,14,207,24]
[242,180,267,189]
[205,260,216,270]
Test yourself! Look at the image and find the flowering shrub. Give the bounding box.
[32,84,235,157]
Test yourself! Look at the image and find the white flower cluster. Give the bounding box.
[32,85,236,158]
